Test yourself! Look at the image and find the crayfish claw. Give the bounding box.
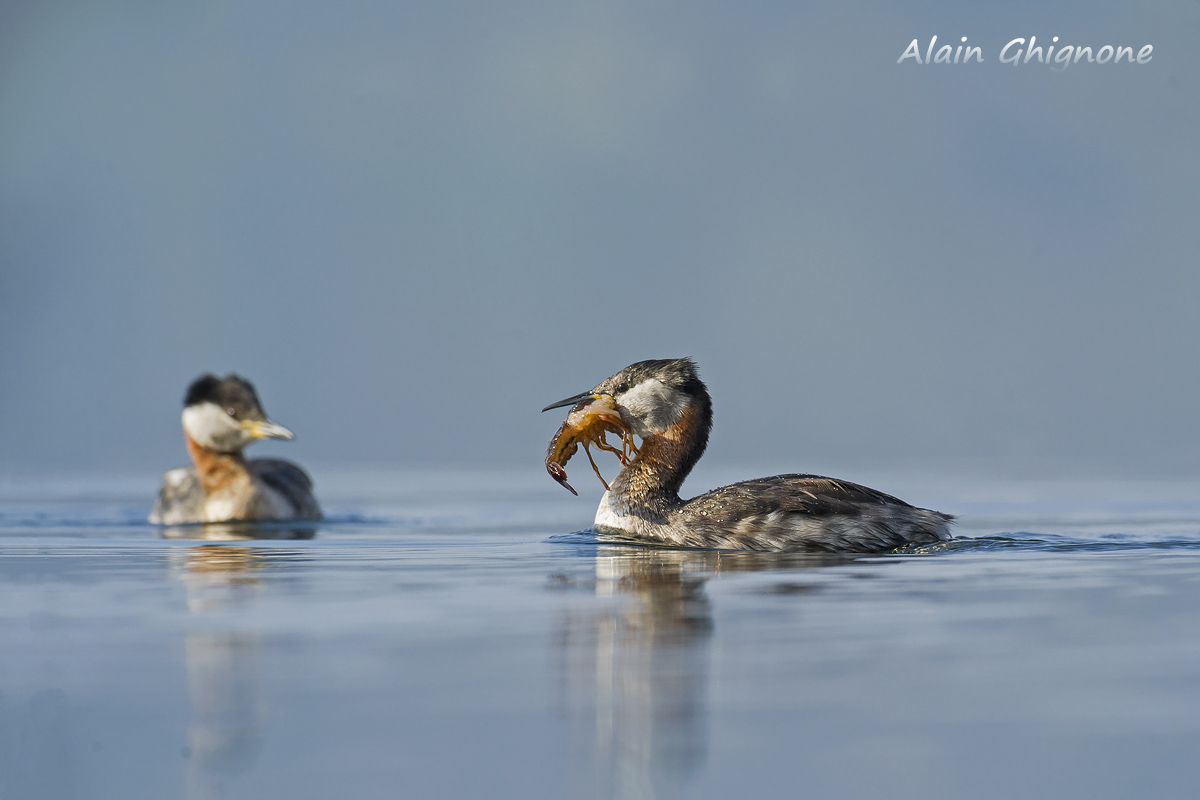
[546,461,578,496]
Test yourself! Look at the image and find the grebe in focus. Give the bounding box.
[543,358,951,552]
[149,374,321,525]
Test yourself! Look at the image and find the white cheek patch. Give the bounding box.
[618,379,689,436]
[182,403,249,452]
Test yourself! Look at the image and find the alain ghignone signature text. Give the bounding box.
[898,36,1153,70]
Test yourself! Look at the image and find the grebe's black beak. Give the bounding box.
[541,391,594,413]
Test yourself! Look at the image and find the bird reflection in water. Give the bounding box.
[553,545,854,800]
[160,522,316,542]
[165,532,306,800]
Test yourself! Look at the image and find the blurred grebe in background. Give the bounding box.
[150,374,321,525]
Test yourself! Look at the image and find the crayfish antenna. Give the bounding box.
[621,430,640,465]
[593,431,625,462]
[583,442,610,491]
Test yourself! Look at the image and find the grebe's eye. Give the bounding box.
[226,407,236,417]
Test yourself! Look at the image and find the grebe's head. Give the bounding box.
[544,358,708,438]
[542,359,713,494]
[181,374,295,453]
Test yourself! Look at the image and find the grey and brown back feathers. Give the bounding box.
[668,474,952,552]
[252,458,321,519]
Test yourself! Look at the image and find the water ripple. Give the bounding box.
[905,533,1200,555]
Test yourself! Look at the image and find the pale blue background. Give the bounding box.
[1,1,1196,477]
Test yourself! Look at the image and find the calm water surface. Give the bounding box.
[3,469,1200,799]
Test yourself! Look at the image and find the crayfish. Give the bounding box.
[544,395,639,495]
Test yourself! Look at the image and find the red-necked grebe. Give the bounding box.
[149,374,321,525]
[543,358,951,552]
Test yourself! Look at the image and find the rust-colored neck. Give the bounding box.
[185,433,252,496]
[611,401,709,507]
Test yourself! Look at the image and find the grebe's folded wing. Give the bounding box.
[679,474,952,551]
[250,458,321,519]
[687,474,927,518]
